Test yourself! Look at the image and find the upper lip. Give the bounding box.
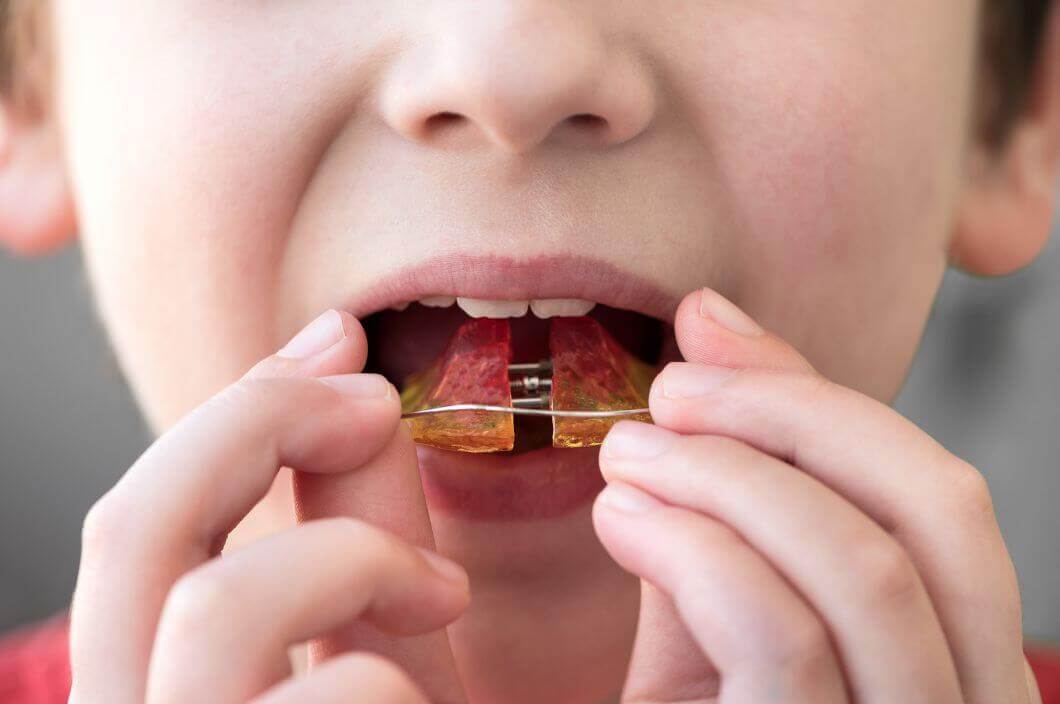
[343,253,681,323]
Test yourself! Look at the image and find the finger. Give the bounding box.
[252,653,429,704]
[237,310,370,541]
[623,289,811,704]
[601,424,964,704]
[674,288,814,373]
[245,309,368,381]
[146,518,467,704]
[70,372,400,702]
[649,361,1024,703]
[622,584,721,702]
[594,483,849,704]
[295,423,467,703]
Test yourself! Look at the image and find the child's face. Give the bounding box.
[53,1,980,431]
[38,4,1060,700]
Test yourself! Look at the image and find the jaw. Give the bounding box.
[435,502,641,704]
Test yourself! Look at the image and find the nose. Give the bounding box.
[379,5,657,153]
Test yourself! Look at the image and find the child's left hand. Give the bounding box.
[594,289,1041,704]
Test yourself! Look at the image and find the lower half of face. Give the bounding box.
[55,0,976,698]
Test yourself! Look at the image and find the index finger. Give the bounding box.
[295,422,469,703]
[70,371,400,703]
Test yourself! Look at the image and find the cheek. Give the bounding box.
[665,3,975,398]
[53,3,377,427]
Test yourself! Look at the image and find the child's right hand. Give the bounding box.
[66,311,469,704]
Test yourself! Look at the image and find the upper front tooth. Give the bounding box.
[420,296,457,308]
[456,298,530,318]
[530,299,596,319]
[389,301,411,312]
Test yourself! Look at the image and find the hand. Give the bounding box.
[68,310,469,704]
[593,289,1041,703]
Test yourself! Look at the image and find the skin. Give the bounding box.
[0,0,1059,702]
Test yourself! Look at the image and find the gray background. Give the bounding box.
[1,239,1059,642]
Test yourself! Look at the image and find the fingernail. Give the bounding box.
[602,422,676,461]
[598,482,663,514]
[660,362,736,399]
[417,548,468,586]
[698,289,764,336]
[278,310,347,358]
[319,373,392,399]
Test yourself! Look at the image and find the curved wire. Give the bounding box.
[401,404,651,420]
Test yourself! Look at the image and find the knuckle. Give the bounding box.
[768,619,834,681]
[795,371,840,410]
[947,460,997,527]
[681,435,768,487]
[243,354,302,381]
[203,376,327,430]
[315,518,396,572]
[211,377,285,413]
[684,434,750,463]
[80,490,133,560]
[851,538,921,607]
[214,375,329,415]
[160,569,232,638]
[668,518,752,601]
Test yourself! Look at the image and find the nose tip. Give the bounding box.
[379,10,656,153]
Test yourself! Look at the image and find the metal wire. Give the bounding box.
[401,404,651,420]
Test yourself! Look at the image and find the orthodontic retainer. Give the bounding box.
[400,317,655,453]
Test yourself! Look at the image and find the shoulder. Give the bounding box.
[0,615,71,704]
[1030,644,1060,704]
[0,615,1058,702]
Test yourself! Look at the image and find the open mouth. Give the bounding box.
[362,296,678,454]
[340,255,683,519]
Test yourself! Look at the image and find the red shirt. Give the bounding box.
[0,617,70,704]
[2,615,1060,703]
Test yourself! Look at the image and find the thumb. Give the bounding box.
[674,288,815,374]
[295,421,468,704]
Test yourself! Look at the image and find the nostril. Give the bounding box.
[548,113,613,147]
[567,113,609,131]
[424,111,468,134]
[562,114,613,145]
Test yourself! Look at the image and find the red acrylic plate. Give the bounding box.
[549,317,654,448]
[400,319,514,453]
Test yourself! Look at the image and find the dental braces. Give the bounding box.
[400,361,651,420]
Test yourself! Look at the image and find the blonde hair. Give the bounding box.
[1,0,49,115]
[981,0,1052,146]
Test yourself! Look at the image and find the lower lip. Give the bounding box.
[417,444,605,521]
